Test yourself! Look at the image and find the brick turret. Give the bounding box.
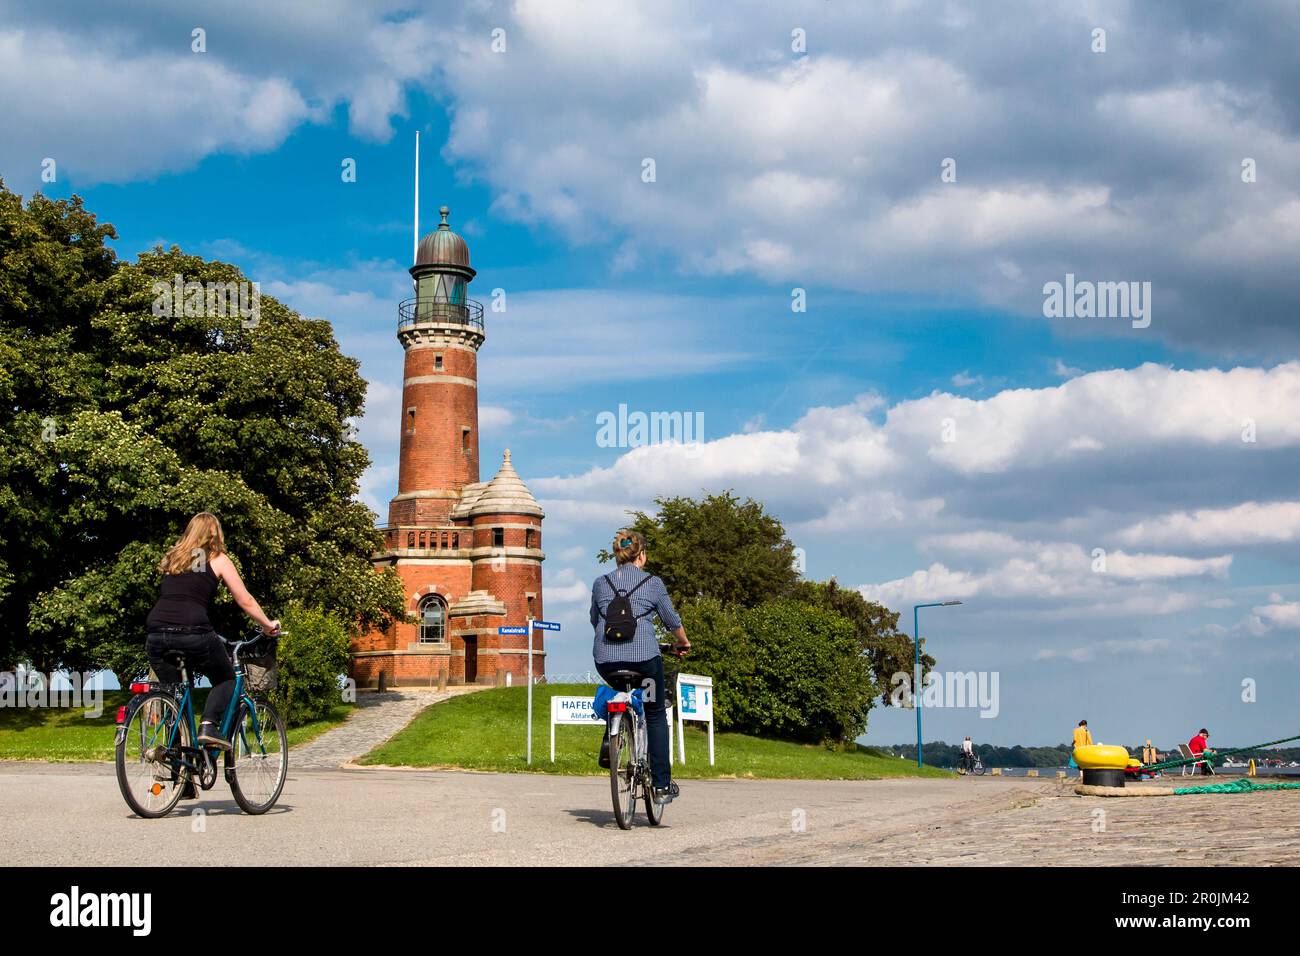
[351,207,545,688]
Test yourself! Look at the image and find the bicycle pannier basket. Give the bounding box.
[243,635,278,694]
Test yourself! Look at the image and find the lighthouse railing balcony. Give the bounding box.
[398,297,484,332]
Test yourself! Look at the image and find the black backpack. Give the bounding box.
[602,573,653,642]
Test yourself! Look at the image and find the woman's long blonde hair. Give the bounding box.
[159,512,227,575]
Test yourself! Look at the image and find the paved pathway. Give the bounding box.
[291,687,483,769]
[3,767,1296,866]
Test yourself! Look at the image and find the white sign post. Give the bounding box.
[549,695,603,761]
[524,619,561,765]
[675,673,715,765]
[498,623,533,763]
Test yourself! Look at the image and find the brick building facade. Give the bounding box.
[350,207,545,687]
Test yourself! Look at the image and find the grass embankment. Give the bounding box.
[361,683,952,780]
[0,689,353,761]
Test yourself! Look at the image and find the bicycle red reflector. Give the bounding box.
[129,682,150,694]
[608,701,627,713]
[115,706,127,723]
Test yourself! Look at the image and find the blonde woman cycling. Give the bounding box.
[144,512,279,750]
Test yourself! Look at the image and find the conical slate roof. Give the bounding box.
[469,449,544,518]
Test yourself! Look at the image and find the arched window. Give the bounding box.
[419,595,447,644]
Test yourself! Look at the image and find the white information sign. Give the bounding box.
[550,695,601,761]
[550,695,677,764]
[675,673,715,765]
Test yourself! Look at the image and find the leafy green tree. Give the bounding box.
[599,491,799,608]
[0,182,119,669]
[599,492,935,717]
[0,182,405,680]
[787,578,935,707]
[680,596,877,744]
[273,605,352,725]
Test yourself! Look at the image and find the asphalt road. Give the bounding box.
[4,762,1296,865]
[0,761,1049,866]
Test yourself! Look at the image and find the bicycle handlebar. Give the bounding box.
[218,627,285,649]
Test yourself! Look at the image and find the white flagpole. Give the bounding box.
[412,131,420,265]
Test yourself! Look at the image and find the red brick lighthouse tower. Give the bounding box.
[350,206,545,687]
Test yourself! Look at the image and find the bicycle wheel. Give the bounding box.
[643,764,664,826]
[115,692,191,819]
[973,761,986,776]
[229,695,287,815]
[609,716,636,830]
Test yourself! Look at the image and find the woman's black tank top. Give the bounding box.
[145,565,218,632]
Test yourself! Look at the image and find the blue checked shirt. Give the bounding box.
[590,563,682,664]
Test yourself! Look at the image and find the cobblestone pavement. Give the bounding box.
[747,775,1300,866]
[291,687,484,769]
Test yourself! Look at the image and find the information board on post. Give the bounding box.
[675,673,715,765]
[550,695,602,761]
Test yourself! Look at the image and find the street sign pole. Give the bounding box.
[526,615,534,765]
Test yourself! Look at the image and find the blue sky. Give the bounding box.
[6,1,1300,748]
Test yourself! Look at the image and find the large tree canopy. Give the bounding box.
[601,490,934,730]
[787,578,935,708]
[600,491,800,608]
[0,181,404,678]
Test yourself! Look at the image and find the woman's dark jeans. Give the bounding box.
[146,631,235,727]
[596,657,671,790]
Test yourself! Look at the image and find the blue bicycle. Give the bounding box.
[114,629,288,817]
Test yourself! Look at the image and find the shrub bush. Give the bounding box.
[271,605,350,726]
[677,596,877,744]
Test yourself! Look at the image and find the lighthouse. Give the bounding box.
[350,206,545,687]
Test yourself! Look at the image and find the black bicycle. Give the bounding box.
[957,750,985,775]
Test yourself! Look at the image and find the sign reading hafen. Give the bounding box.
[550,694,602,762]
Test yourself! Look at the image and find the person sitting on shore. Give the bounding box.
[1188,728,1215,775]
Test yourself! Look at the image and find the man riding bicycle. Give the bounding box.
[591,530,689,805]
[959,736,976,772]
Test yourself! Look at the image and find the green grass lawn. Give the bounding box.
[0,689,354,761]
[361,683,952,780]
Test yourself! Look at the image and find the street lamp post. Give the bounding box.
[914,600,963,768]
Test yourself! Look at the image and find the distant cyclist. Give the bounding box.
[591,529,689,805]
[145,512,280,750]
[960,735,975,771]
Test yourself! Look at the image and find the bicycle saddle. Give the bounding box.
[605,669,644,689]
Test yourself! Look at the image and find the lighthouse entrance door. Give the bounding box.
[463,636,478,684]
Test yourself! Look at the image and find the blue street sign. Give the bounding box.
[532,620,561,631]
[498,626,528,635]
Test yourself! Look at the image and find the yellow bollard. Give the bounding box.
[1027,769,1038,777]
[991,767,1002,776]
[1056,770,1066,778]
[1248,759,1256,777]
